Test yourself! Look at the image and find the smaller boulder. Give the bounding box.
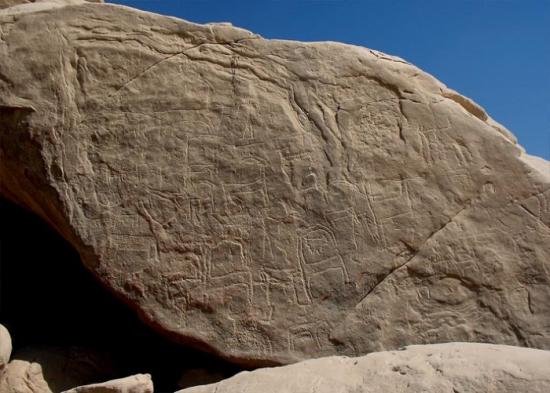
[0,323,12,370]
[0,360,52,393]
[62,374,153,393]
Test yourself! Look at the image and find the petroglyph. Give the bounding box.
[0,0,549,366]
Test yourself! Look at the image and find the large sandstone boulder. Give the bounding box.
[177,343,550,393]
[0,0,549,366]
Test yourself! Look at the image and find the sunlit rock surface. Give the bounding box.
[177,343,550,393]
[0,0,549,366]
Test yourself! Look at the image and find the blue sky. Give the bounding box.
[109,0,550,160]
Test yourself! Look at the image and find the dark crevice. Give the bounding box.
[0,197,244,391]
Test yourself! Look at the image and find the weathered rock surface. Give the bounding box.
[62,374,153,393]
[0,324,12,371]
[178,343,550,393]
[0,0,101,11]
[0,360,52,393]
[0,0,549,366]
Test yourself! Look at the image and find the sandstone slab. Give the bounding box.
[0,0,549,365]
[62,374,153,393]
[177,343,550,393]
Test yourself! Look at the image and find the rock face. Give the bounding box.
[0,0,549,366]
[177,343,550,393]
[62,374,153,393]
[0,324,12,371]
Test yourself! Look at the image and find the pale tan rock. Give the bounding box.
[0,360,52,393]
[0,324,12,370]
[177,343,550,393]
[0,0,102,11]
[0,0,549,366]
[61,374,153,393]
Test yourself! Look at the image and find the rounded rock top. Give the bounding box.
[0,323,12,369]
